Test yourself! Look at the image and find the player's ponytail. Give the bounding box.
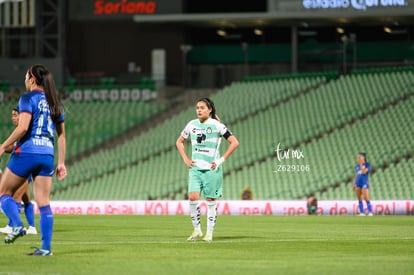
[198,97,220,121]
[29,64,63,123]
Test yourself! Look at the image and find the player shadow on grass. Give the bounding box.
[213,235,265,241]
[56,248,108,255]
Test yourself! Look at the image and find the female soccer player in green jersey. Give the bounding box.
[176,98,239,242]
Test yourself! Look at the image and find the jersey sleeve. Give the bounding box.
[56,113,65,124]
[217,121,232,137]
[180,121,192,139]
[355,164,362,175]
[18,94,33,114]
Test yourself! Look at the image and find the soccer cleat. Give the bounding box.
[187,230,203,241]
[0,225,13,234]
[4,226,26,244]
[202,234,213,242]
[27,247,53,256]
[368,212,374,216]
[26,226,38,235]
[358,213,366,216]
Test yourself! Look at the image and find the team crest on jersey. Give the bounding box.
[206,127,212,134]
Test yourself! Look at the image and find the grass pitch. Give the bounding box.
[0,215,413,275]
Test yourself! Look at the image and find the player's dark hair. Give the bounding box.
[12,107,18,113]
[198,97,220,121]
[28,64,63,123]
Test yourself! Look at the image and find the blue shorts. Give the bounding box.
[355,181,370,189]
[8,153,54,179]
[188,167,223,199]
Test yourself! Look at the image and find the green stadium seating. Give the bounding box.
[43,68,414,200]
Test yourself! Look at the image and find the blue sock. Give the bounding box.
[358,200,364,214]
[16,201,22,213]
[25,202,35,227]
[39,205,53,251]
[366,201,372,213]
[8,202,23,227]
[0,195,24,227]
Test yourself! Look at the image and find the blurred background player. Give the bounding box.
[354,152,373,216]
[176,97,239,242]
[306,194,318,215]
[0,108,37,235]
[241,186,253,200]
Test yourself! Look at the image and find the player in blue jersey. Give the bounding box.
[176,97,239,242]
[0,64,67,256]
[354,152,373,216]
[0,108,37,235]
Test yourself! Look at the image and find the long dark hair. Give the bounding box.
[197,97,220,121]
[29,64,63,123]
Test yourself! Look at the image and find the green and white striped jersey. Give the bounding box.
[181,118,230,170]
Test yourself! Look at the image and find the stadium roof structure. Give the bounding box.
[132,8,414,28]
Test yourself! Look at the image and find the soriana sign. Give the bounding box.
[94,0,157,15]
[68,0,181,20]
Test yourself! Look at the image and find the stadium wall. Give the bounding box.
[39,200,414,216]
